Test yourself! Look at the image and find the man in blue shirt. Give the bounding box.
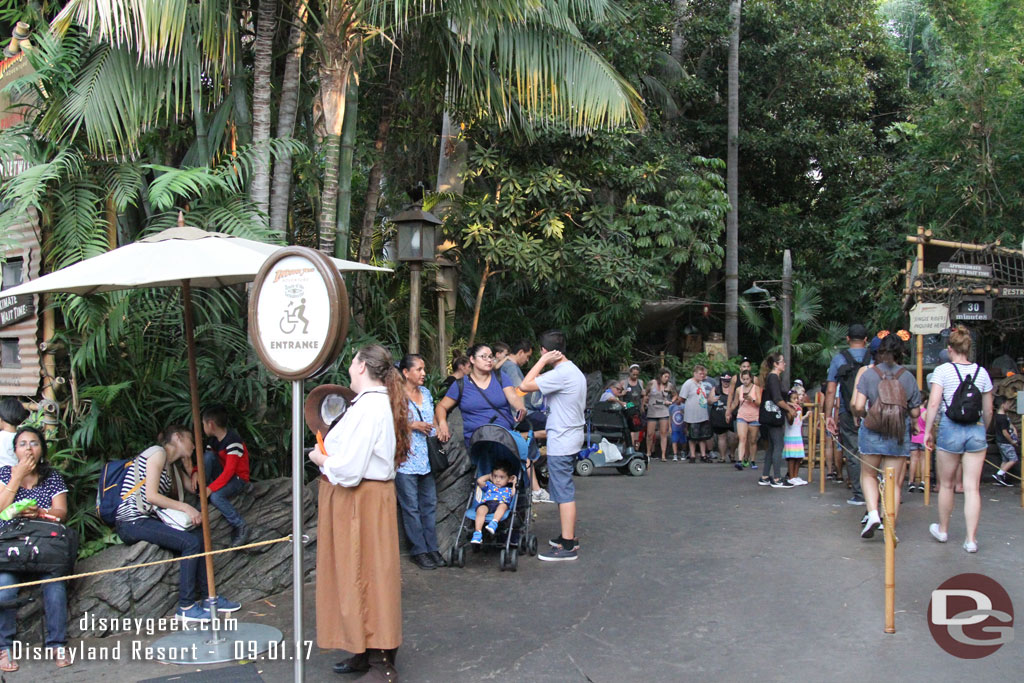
[824,323,870,505]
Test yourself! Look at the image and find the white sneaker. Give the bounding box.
[788,477,808,486]
[672,455,679,461]
[962,540,978,553]
[531,489,554,504]
[929,523,948,543]
[861,510,881,539]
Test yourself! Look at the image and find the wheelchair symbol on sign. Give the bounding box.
[280,298,310,334]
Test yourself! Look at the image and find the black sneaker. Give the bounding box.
[538,545,578,562]
[993,472,1012,487]
[548,536,578,550]
[230,522,250,547]
[757,477,772,486]
[770,478,794,488]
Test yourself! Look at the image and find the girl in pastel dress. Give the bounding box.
[907,415,926,492]
[783,387,809,485]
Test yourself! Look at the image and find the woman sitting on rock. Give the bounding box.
[0,426,71,671]
[114,425,241,623]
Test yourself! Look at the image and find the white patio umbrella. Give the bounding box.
[3,220,389,664]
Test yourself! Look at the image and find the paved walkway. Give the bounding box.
[23,461,1024,681]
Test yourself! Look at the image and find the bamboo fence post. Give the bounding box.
[884,466,896,634]
[806,404,814,485]
[923,448,931,506]
[819,405,826,494]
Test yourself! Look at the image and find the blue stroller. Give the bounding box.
[447,424,539,571]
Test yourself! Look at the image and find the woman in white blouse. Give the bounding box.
[308,345,410,680]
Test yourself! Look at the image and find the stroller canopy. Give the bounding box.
[469,424,531,476]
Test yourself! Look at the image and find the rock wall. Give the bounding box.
[18,477,319,639]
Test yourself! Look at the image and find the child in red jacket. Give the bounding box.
[199,404,251,546]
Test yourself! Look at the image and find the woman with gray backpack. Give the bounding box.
[922,325,993,553]
[849,332,922,540]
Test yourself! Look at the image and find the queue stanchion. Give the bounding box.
[923,446,931,506]
[819,409,826,494]
[883,466,896,634]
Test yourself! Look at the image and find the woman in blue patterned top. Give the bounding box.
[0,426,71,671]
[395,354,444,570]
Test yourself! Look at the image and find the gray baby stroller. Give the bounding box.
[447,425,539,571]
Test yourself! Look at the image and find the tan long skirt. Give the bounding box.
[316,477,402,651]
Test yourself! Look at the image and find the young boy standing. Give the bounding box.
[668,390,686,461]
[993,397,1019,487]
[200,404,251,546]
[519,330,586,562]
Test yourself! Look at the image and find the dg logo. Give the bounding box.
[928,573,1014,658]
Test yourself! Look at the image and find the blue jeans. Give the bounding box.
[0,571,66,649]
[204,450,246,528]
[116,518,207,608]
[394,472,439,556]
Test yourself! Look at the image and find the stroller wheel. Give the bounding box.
[518,534,528,554]
[528,534,539,556]
[499,548,507,571]
[448,546,457,568]
[508,548,519,572]
[456,546,466,568]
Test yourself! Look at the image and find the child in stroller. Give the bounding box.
[448,425,539,571]
[471,465,517,544]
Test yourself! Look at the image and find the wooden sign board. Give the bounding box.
[999,286,1024,298]
[909,303,949,335]
[953,296,992,321]
[937,262,992,278]
[0,294,32,329]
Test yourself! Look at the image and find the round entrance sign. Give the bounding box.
[248,247,348,380]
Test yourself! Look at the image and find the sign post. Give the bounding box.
[249,247,349,683]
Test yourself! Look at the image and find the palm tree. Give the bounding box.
[249,0,279,228]
[725,0,741,356]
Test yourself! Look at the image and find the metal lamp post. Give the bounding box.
[392,199,441,353]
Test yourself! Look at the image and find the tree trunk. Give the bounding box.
[671,0,689,64]
[468,260,491,347]
[725,0,741,357]
[231,9,252,148]
[335,79,359,258]
[433,108,469,365]
[190,59,209,164]
[317,63,351,256]
[269,0,310,240]
[356,74,401,265]
[249,0,277,225]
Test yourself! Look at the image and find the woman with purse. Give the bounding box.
[309,344,407,681]
[0,426,71,671]
[435,343,525,448]
[114,425,241,624]
[758,353,796,488]
[396,354,446,571]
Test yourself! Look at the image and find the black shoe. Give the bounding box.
[548,536,578,550]
[230,523,250,547]
[333,652,370,674]
[410,553,436,570]
[427,550,447,567]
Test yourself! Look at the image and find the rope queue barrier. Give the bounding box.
[883,466,896,634]
[0,535,292,593]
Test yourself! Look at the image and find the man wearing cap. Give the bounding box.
[624,364,645,448]
[824,324,870,505]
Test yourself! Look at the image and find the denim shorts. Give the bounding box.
[736,418,760,427]
[857,422,911,457]
[936,418,987,454]
[671,429,687,445]
[547,455,575,504]
[998,442,1020,463]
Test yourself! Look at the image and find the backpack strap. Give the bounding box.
[840,349,858,368]
[467,372,514,424]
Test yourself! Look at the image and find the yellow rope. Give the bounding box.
[1,536,292,592]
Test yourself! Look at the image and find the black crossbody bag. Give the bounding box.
[412,402,449,473]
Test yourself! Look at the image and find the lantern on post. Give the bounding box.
[391,188,442,354]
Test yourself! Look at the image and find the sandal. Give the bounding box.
[0,648,18,672]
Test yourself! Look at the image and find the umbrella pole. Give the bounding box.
[183,281,218,602]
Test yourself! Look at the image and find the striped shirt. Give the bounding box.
[930,362,992,407]
[115,446,172,522]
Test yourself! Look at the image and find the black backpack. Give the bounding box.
[944,364,983,425]
[835,349,866,408]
